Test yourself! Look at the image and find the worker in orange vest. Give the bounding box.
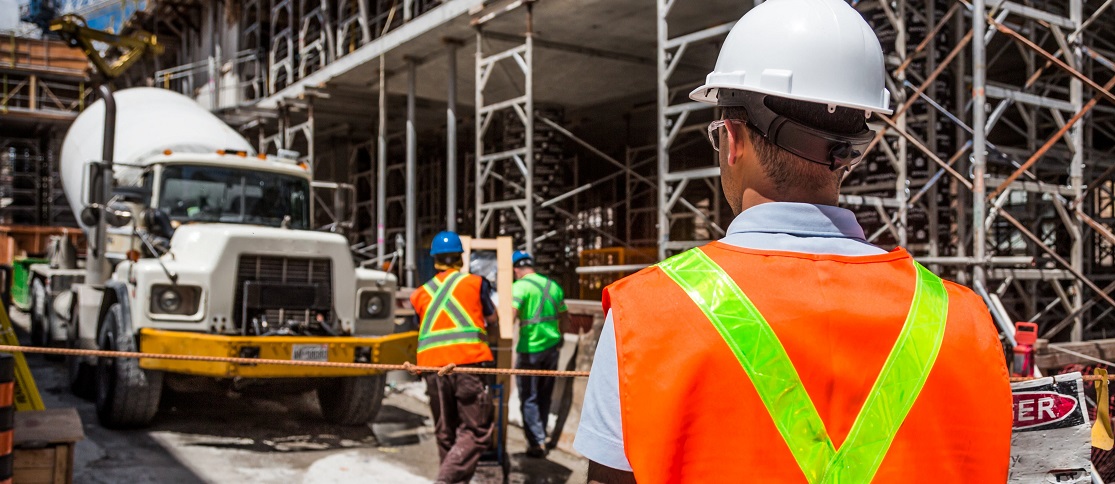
[574,0,1012,482]
[410,231,499,484]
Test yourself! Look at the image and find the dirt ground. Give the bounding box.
[10,310,588,483]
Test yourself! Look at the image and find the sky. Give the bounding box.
[0,0,20,32]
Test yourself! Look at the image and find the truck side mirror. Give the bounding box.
[79,206,99,226]
[104,203,133,227]
[143,208,175,239]
[79,204,132,228]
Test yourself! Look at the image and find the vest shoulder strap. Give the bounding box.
[657,247,948,483]
[520,276,559,324]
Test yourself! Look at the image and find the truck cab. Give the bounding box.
[36,87,416,429]
[107,151,395,339]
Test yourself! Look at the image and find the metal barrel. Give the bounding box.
[0,354,14,484]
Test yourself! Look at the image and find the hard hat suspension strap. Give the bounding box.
[719,90,875,170]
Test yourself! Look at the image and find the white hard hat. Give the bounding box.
[690,0,892,115]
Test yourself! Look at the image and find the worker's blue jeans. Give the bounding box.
[516,345,560,449]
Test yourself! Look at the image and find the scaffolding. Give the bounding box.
[96,0,1115,346]
[473,5,535,252]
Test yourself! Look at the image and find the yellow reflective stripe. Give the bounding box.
[419,273,464,337]
[417,329,486,351]
[822,262,947,482]
[658,248,834,481]
[658,248,948,484]
[419,273,486,353]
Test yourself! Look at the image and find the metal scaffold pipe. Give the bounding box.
[377,55,388,267]
[447,41,460,232]
[405,59,418,287]
[971,0,988,287]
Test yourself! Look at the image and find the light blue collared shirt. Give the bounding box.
[573,202,887,471]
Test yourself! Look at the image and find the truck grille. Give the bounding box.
[234,255,333,332]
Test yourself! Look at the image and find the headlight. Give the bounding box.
[150,285,202,316]
[365,296,383,317]
[159,290,181,312]
[360,291,391,319]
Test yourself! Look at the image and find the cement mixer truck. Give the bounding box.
[25,87,416,428]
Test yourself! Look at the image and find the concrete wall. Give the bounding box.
[547,299,605,456]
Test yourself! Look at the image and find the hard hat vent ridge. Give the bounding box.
[690,0,892,115]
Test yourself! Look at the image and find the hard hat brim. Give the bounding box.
[689,84,894,116]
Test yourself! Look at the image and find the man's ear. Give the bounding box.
[725,123,749,167]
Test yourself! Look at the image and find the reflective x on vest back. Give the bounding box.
[517,276,560,325]
[418,272,485,352]
[657,248,948,483]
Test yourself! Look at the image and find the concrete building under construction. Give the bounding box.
[6,0,1115,356]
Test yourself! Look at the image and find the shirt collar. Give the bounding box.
[725,202,868,241]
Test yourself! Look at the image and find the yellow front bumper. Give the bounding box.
[138,328,418,378]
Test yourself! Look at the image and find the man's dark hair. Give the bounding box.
[435,253,463,267]
[724,97,867,192]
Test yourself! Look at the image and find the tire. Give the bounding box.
[95,303,163,428]
[63,292,94,399]
[29,278,48,347]
[316,374,386,425]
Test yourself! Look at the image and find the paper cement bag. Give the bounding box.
[1009,372,1092,483]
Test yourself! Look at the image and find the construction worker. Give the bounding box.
[574,0,1012,482]
[510,251,570,458]
[410,231,498,484]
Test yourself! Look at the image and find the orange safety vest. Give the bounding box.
[603,243,1011,483]
[410,270,493,367]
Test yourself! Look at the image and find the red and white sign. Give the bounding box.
[1010,373,1091,483]
[1012,391,1079,430]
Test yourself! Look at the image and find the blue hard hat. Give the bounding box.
[513,251,533,265]
[430,231,464,256]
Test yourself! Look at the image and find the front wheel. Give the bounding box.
[316,374,386,425]
[94,303,163,428]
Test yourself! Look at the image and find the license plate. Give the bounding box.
[291,344,329,362]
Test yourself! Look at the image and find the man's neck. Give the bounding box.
[739,189,839,213]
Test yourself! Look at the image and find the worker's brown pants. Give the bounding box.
[425,372,494,484]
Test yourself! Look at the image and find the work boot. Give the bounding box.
[526,445,546,458]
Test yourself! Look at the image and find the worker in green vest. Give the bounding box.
[511,250,569,458]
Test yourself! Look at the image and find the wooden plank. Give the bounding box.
[54,445,70,484]
[14,409,84,446]
[0,39,86,68]
[0,227,86,265]
[12,467,55,484]
[14,447,57,468]
[0,64,87,80]
[1035,337,1115,370]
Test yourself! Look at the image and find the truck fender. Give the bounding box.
[53,290,74,322]
[97,281,135,346]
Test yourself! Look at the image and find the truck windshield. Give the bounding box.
[158,165,310,229]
